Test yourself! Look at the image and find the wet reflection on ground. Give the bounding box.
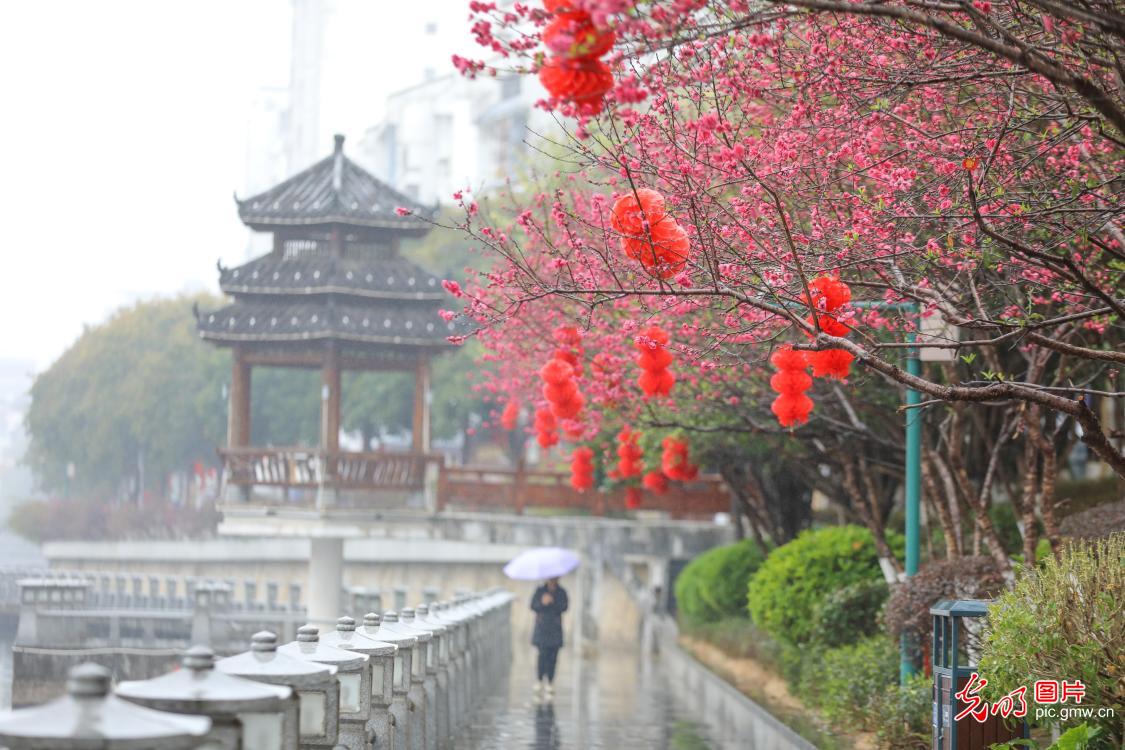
[455,642,715,750]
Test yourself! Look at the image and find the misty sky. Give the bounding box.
[0,0,474,373]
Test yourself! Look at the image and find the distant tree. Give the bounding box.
[24,294,228,499]
[343,371,413,449]
[250,367,320,447]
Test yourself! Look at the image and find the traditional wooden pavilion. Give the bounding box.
[198,134,454,506]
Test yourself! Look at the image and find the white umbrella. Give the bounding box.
[502,547,580,581]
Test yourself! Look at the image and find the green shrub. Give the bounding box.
[796,635,899,731]
[675,539,767,625]
[747,525,896,645]
[808,579,889,648]
[978,533,1124,748]
[869,673,932,750]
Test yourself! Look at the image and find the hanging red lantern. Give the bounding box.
[539,57,614,112]
[661,436,699,481]
[642,470,668,495]
[500,399,520,430]
[808,349,855,380]
[625,486,642,510]
[769,345,814,427]
[543,0,576,12]
[570,446,595,491]
[623,221,690,279]
[534,407,559,448]
[542,12,616,60]
[553,325,584,376]
[612,189,667,236]
[635,325,675,398]
[770,346,807,372]
[807,276,852,311]
[769,368,813,394]
[806,313,850,337]
[616,425,643,478]
[540,356,585,420]
[771,392,815,427]
[803,275,855,380]
[613,188,690,278]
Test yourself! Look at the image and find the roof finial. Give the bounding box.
[332,134,345,192]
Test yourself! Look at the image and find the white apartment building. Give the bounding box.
[358,69,554,205]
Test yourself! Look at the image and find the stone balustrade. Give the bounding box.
[0,586,514,750]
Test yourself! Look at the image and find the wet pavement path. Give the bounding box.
[454,643,717,750]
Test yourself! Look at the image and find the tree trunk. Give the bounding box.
[921,455,960,559]
[1024,407,1062,556]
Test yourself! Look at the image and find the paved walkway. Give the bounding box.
[455,643,716,749]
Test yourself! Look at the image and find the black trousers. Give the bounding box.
[536,646,560,682]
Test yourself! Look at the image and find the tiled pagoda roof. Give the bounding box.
[219,253,445,301]
[236,134,433,231]
[196,299,460,348]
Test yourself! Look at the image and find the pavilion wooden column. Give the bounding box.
[227,346,252,448]
[320,344,342,455]
[413,355,431,454]
[319,343,341,508]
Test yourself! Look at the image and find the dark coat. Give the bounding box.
[530,584,569,649]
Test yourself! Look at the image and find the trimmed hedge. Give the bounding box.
[675,539,768,625]
[808,578,889,648]
[747,525,897,645]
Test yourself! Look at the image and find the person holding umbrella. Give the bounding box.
[502,547,579,699]
[530,576,568,697]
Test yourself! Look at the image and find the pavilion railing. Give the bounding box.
[436,462,731,518]
[219,447,432,492]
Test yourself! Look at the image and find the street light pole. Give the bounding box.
[849,300,922,683]
[902,319,922,683]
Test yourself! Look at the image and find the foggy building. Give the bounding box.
[358,70,551,205]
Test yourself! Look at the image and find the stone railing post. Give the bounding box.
[119,646,292,750]
[217,631,339,750]
[280,625,368,750]
[401,607,440,750]
[359,612,418,750]
[191,581,233,647]
[378,610,431,750]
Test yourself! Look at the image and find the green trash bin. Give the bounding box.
[931,599,1026,749]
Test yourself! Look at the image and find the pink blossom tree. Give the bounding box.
[440,1,1124,559]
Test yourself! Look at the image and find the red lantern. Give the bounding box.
[770,347,807,371]
[614,188,690,278]
[769,345,814,427]
[500,399,519,430]
[539,57,614,112]
[616,425,643,478]
[612,189,667,236]
[543,0,576,12]
[553,325,584,376]
[661,436,698,481]
[540,355,585,420]
[642,470,668,495]
[534,407,559,448]
[807,276,851,311]
[543,11,616,60]
[570,446,595,491]
[771,392,814,427]
[808,349,855,380]
[539,357,574,385]
[806,313,849,337]
[635,325,675,398]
